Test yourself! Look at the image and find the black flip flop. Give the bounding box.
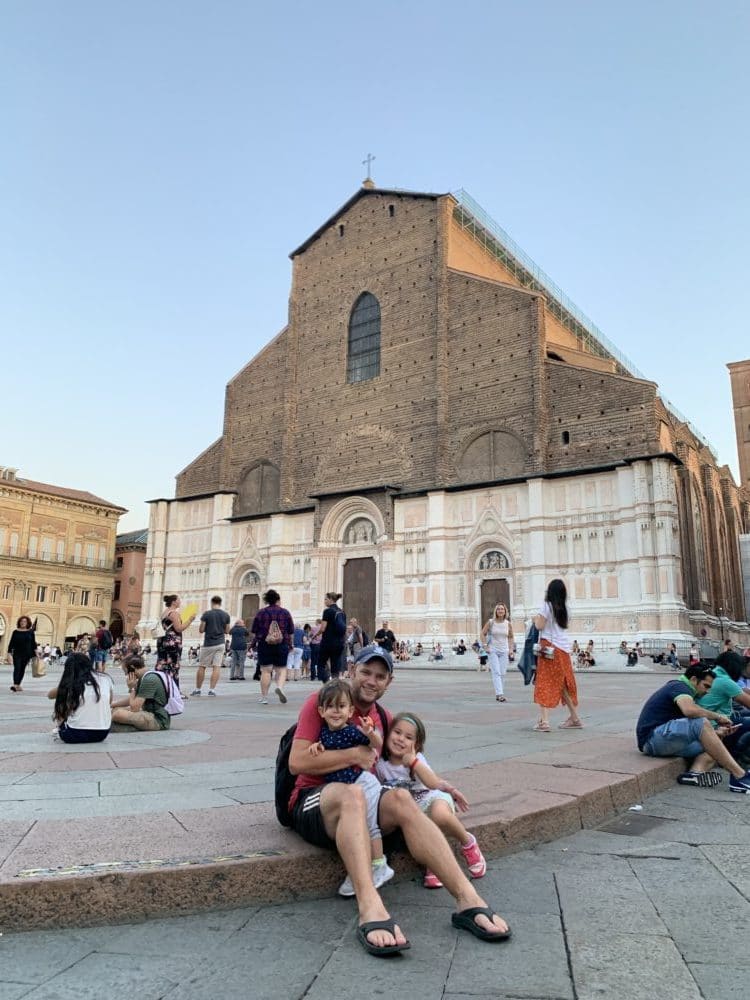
[451,906,512,942]
[356,918,410,957]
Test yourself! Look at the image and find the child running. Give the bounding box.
[375,711,487,889]
[308,679,394,895]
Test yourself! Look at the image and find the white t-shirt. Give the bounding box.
[537,601,572,654]
[375,753,430,793]
[66,673,113,730]
[487,620,509,653]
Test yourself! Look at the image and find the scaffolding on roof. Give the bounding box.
[452,188,717,459]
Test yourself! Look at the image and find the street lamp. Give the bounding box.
[718,606,725,644]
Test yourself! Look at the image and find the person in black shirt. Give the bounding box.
[374,621,396,654]
[8,615,36,692]
[317,592,346,682]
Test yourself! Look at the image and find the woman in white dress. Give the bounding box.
[481,604,514,702]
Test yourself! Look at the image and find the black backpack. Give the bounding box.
[333,608,347,638]
[275,702,389,827]
[99,629,113,650]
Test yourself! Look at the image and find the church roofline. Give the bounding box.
[307,484,402,500]
[290,187,449,258]
[147,490,237,504]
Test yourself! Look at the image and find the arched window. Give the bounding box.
[236,462,280,516]
[347,292,381,383]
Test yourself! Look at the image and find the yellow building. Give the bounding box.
[0,467,126,652]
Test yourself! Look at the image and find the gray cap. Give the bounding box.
[353,644,394,674]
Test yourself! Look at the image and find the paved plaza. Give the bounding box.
[0,659,748,998]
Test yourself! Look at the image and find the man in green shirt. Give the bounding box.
[111,655,170,731]
[697,650,750,765]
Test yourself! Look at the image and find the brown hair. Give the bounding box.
[326,592,342,602]
[384,712,427,757]
[317,678,354,710]
[17,615,33,629]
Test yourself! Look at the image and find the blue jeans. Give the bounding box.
[642,717,706,760]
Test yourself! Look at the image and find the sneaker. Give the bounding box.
[461,835,487,878]
[208,690,217,697]
[372,859,395,890]
[190,689,202,696]
[677,771,723,787]
[338,873,356,897]
[729,770,750,794]
[275,687,287,704]
[423,870,443,889]
[258,698,268,705]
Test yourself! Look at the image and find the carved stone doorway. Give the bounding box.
[241,593,260,624]
[480,578,510,630]
[343,557,376,641]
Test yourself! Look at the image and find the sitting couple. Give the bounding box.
[286,645,510,957]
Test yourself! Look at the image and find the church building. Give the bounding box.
[140,183,750,649]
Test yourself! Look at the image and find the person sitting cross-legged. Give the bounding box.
[636,663,750,792]
[287,645,511,957]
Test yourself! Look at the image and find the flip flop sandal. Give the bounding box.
[532,721,551,732]
[451,906,512,942]
[356,918,410,957]
[558,718,583,729]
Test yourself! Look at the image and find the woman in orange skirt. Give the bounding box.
[532,579,583,733]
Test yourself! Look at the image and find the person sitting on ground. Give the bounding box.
[287,645,510,956]
[689,642,700,666]
[627,646,639,667]
[111,655,171,731]
[375,711,485,890]
[618,640,628,656]
[696,650,750,766]
[667,643,680,670]
[635,663,750,792]
[308,678,393,896]
[48,652,113,743]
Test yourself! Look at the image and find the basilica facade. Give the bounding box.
[140,184,750,649]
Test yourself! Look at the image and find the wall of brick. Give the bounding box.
[175,438,224,498]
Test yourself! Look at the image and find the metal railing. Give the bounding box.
[452,189,717,458]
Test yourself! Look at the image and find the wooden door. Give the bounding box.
[343,557,377,641]
[242,593,260,624]
[480,578,511,631]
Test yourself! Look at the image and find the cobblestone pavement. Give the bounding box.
[1,768,749,997]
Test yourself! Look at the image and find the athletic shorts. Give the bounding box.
[199,644,225,668]
[58,723,110,743]
[257,640,289,669]
[291,786,336,849]
[92,649,107,664]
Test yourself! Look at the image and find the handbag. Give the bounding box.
[31,656,47,678]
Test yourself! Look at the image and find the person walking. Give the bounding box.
[532,579,582,732]
[158,595,196,691]
[192,596,230,697]
[7,615,36,692]
[229,618,250,680]
[481,603,514,703]
[251,589,294,704]
[309,619,323,681]
[317,592,346,682]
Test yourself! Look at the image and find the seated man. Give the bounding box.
[111,655,171,732]
[287,646,510,956]
[636,663,750,792]
[696,650,750,766]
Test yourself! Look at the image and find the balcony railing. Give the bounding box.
[0,550,117,573]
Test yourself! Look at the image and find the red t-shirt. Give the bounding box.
[288,691,391,810]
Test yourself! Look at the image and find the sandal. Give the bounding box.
[356,918,410,957]
[451,906,512,942]
[532,721,551,732]
[496,696,507,702]
[558,718,583,729]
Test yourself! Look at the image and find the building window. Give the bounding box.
[347,292,381,383]
[28,536,38,559]
[116,556,123,569]
[41,537,52,561]
[24,586,31,600]
[99,544,107,568]
[562,431,570,445]
[94,593,100,607]
[74,542,82,564]
[36,585,46,602]
[10,533,18,556]
[2,583,10,599]
[81,590,90,606]
[57,540,65,562]
[113,580,121,601]
[86,544,96,567]
[51,589,58,603]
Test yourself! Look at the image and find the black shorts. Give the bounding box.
[291,786,336,849]
[257,641,289,669]
[58,723,110,744]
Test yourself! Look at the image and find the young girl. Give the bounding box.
[375,712,486,889]
[308,679,393,895]
[533,578,582,732]
[47,652,113,743]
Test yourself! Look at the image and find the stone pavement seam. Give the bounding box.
[552,873,580,1000]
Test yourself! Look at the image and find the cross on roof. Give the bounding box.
[362,153,376,179]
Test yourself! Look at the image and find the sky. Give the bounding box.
[2,1,748,531]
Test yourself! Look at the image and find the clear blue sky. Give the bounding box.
[2,1,748,531]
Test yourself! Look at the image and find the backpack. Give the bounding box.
[99,629,113,650]
[361,630,370,647]
[266,620,284,645]
[333,608,347,638]
[274,702,389,827]
[146,669,184,716]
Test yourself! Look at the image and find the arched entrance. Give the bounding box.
[343,557,377,641]
[66,615,97,648]
[476,550,513,629]
[240,570,261,624]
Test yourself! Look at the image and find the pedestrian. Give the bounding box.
[317,593,346,682]
[309,619,323,681]
[7,615,36,692]
[300,623,312,679]
[229,618,250,680]
[192,596,230,697]
[480,603,513,703]
[158,595,196,691]
[287,624,305,681]
[532,579,583,732]
[251,589,294,705]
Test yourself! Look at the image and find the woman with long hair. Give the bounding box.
[481,603,514,703]
[48,652,113,743]
[317,592,346,682]
[7,615,36,692]
[532,579,582,732]
[157,594,196,691]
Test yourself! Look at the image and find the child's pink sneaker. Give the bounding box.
[461,835,487,878]
[423,869,444,889]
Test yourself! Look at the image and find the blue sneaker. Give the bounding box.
[729,771,750,794]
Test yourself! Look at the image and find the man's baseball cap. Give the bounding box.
[353,644,394,674]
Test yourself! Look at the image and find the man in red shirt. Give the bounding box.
[288,646,510,956]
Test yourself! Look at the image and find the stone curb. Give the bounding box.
[0,754,684,931]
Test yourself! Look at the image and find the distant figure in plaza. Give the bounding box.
[158,594,196,691]
[92,619,114,672]
[7,615,36,692]
[287,624,305,681]
[308,618,323,681]
[532,579,582,732]
[481,603,514,703]
[48,652,113,743]
[456,639,467,655]
[430,642,444,662]
[317,593,346,682]
[667,643,679,670]
[111,655,172,731]
[635,663,750,792]
[581,640,596,668]
[374,620,396,654]
[251,589,294,705]
[192,596,230,697]
[689,642,700,666]
[285,645,510,957]
[300,624,312,680]
[376,711,485,891]
[229,618,249,680]
[74,632,91,657]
